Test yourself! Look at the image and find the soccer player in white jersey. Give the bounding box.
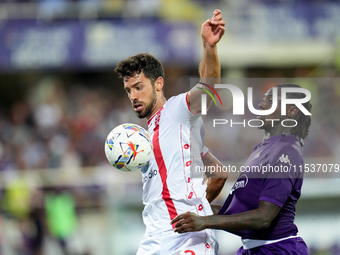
[115,9,226,255]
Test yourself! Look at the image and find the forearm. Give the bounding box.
[210,204,222,215]
[172,203,278,234]
[204,209,272,232]
[187,9,224,113]
[171,201,280,234]
[199,44,220,80]
[204,201,281,232]
[206,178,226,203]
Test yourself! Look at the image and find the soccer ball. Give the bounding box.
[104,123,153,171]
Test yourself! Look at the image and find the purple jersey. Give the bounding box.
[219,134,304,240]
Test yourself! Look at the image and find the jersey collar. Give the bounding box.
[147,106,164,126]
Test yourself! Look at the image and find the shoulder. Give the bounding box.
[166,93,187,106]
[274,135,302,154]
[268,134,303,166]
[163,93,201,123]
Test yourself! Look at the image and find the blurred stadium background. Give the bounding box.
[0,0,339,254]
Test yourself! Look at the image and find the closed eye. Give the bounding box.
[261,97,272,104]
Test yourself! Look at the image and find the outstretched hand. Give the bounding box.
[201,9,226,47]
[170,212,207,234]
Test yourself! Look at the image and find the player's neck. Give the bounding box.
[263,126,292,141]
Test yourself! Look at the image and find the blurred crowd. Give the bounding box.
[0,74,151,173]
[0,0,220,21]
[1,0,338,22]
[0,75,120,254]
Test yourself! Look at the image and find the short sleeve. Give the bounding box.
[165,93,201,124]
[259,139,303,208]
[259,178,295,208]
[202,146,210,158]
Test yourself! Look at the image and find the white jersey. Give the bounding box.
[142,92,213,235]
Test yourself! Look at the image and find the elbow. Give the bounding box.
[257,219,272,230]
[214,177,227,186]
[252,201,280,230]
[220,172,228,180]
[253,215,273,230]
[207,171,228,180]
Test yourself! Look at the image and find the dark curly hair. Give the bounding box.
[275,83,312,143]
[115,53,165,86]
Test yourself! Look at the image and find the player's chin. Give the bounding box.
[258,123,271,131]
[135,110,146,119]
[135,111,144,119]
[255,118,264,126]
[257,117,270,128]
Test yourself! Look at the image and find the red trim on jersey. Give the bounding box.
[180,125,201,215]
[201,147,210,159]
[185,92,200,115]
[153,123,178,225]
[147,106,164,125]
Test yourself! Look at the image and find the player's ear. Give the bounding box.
[287,106,299,118]
[154,77,164,92]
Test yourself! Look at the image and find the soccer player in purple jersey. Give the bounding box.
[171,84,312,255]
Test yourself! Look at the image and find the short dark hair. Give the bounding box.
[115,53,165,85]
[275,83,312,142]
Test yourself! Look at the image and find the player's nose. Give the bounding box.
[129,90,138,101]
[258,100,268,110]
[258,100,265,109]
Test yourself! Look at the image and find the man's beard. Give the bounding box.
[135,89,157,119]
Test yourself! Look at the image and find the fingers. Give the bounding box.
[174,225,194,234]
[212,9,221,18]
[206,14,225,33]
[170,211,190,225]
[212,14,223,22]
[211,9,224,25]
[209,19,225,28]
[202,9,225,29]
[170,212,193,233]
[215,25,226,37]
[170,215,182,225]
[173,218,192,233]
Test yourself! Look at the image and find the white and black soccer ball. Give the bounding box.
[105,123,153,172]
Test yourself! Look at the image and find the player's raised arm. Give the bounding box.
[188,9,225,114]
